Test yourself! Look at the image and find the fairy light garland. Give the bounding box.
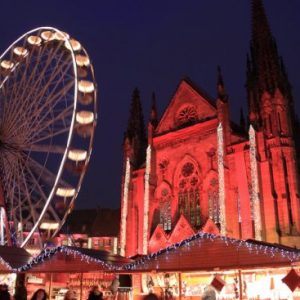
[249,125,262,240]
[217,123,226,235]
[120,158,130,257]
[124,232,300,271]
[143,145,151,255]
[0,255,14,272]
[19,246,120,272]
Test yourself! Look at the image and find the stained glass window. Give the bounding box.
[178,162,201,227]
[160,188,172,231]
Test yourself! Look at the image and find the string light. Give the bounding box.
[124,232,300,271]
[19,246,121,272]
[143,145,151,255]
[120,158,130,257]
[249,125,262,240]
[0,256,14,272]
[217,123,226,235]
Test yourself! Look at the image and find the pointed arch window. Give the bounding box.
[159,188,172,231]
[178,162,201,227]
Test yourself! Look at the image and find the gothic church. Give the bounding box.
[119,0,300,257]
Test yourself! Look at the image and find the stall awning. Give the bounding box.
[0,246,31,273]
[20,246,133,273]
[124,233,300,273]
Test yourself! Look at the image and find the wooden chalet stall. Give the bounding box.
[122,232,300,300]
[0,246,31,295]
[21,246,133,300]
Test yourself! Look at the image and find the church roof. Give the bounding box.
[155,78,217,135]
[182,77,216,108]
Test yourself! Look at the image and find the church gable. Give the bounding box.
[168,214,195,245]
[149,224,168,253]
[156,79,217,134]
[201,218,220,235]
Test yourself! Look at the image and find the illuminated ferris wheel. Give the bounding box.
[0,27,97,248]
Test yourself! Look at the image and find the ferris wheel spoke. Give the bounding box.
[11,160,24,241]
[27,82,74,133]
[26,155,72,189]
[5,55,72,136]
[14,45,62,108]
[18,160,40,229]
[48,204,62,223]
[24,163,61,225]
[27,105,74,144]
[3,47,46,122]
[24,144,66,154]
[1,47,37,117]
[23,57,72,118]
[18,71,74,139]
[1,155,18,210]
[27,126,73,145]
[4,49,68,134]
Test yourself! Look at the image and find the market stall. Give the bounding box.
[0,246,31,295]
[123,232,300,300]
[20,246,133,300]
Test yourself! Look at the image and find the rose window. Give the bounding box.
[181,162,194,177]
[177,106,198,126]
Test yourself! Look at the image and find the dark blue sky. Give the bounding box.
[0,1,299,209]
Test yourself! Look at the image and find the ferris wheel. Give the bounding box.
[0,27,97,248]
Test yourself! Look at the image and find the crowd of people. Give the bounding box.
[0,283,112,300]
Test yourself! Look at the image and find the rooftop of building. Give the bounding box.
[60,208,120,237]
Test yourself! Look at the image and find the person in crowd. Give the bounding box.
[87,286,103,300]
[109,276,119,298]
[31,289,48,300]
[0,284,11,300]
[202,285,216,300]
[143,293,159,300]
[64,290,76,300]
[14,281,27,300]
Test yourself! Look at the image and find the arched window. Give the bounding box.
[178,162,201,227]
[208,178,219,223]
[159,188,172,231]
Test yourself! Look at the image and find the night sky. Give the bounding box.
[0,1,299,209]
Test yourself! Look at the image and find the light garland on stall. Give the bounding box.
[249,125,262,240]
[19,246,120,272]
[120,158,130,257]
[217,123,226,235]
[143,145,151,255]
[123,231,300,271]
[0,255,14,272]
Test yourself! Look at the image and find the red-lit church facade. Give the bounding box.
[119,0,300,258]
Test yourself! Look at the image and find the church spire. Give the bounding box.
[240,108,246,130]
[150,92,158,128]
[247,0,289,97]
[246,0,293,129]
[124,88,147,169]
[217,66,227,101]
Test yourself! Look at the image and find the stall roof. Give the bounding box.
[20,246,133,273]
[0,246,31,272]
[123,232,300,273]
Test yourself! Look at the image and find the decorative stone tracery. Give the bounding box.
[177,161,201,227]
[176,105,198,127]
